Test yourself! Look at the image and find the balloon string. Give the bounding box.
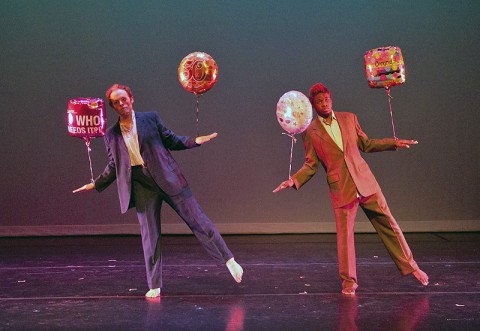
[195,93,201,137]
[84,137,94,184]
[282,133,297,178]
[385,87,397,140]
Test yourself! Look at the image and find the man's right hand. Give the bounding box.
[72,183,95,193]
[273,178,294,193]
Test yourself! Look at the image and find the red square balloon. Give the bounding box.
[67,98,106,139]
[364,46,405,88]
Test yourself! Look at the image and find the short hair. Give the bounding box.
[308,83,330,104]
[105,84,133,107]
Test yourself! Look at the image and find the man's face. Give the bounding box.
[110,89,134,119]
[312,92,332,118]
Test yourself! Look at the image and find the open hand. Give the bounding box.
[195,132,218,145]
[273,178,294,193]
[72,183,95,193]
[395,139,418,149]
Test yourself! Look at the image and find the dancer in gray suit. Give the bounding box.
[73,84,243,298]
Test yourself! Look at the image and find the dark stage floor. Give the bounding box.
[1,233,479,330]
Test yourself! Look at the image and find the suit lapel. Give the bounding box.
[336,113,348,152]
[312,117,343,151]
[109,121,130,165]
[135,112,145,149]
[112,120,126,147]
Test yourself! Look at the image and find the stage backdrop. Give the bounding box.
[1,0,479,236]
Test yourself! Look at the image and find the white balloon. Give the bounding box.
[276,91,313,135]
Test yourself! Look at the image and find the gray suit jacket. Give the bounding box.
[94,111,198,213]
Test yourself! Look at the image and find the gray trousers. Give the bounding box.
[131,166,234,289]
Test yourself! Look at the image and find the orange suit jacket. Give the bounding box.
[292,112,397,208]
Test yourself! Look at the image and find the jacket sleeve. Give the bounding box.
[354,114,397,153]
[291,130,320,190]
[154,112,198,150]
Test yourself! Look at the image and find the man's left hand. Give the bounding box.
[395,139,418,149]
[195,132,218,145]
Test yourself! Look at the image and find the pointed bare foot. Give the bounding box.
[413,269,429,286]
[226,257,243,283]
[145,288,161,298]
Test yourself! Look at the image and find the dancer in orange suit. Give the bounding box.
[274,83,428,295]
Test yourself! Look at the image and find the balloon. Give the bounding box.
[67,98,106,140]
[178,52,218,95]
[67,97,106,183]
[276,91,313,135]
[364,46,405,88]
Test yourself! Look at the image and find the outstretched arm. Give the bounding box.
[274,131,319,193]
[355,114,419,152]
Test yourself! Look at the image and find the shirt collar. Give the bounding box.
[318,110,337,124]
